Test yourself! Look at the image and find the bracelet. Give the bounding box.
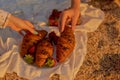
[3,13,11,28]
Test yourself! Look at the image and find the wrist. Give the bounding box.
[71,6,80,11]
[4,13,12,27]
[4,14,13,27]
[71,0,80,10]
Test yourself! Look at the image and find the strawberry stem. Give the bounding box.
[24,54,34,64]
[45,58,55,67]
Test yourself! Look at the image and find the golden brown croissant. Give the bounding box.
[20,30,48,57]
[49,26,75,62]
[57,26,75,62]
[35,38,54,67]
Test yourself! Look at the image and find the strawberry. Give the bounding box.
[25,31,30,34]
[52,9,58,16]
[48,17,58,26]
[48,9,62,26]
[49,15,54,20]
[28,46,35,54]
[54,17,58,22]
[48,19,55,26]
[45,57,57,67]
[56,11,62,18]
[53,21,58,26]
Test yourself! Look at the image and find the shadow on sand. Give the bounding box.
[99,54,120,75]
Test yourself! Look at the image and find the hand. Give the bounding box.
[6,15,38,35]
[59,7,80,32]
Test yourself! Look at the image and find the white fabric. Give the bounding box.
[0,0,104,80]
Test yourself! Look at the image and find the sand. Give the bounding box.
[0,0,120,80]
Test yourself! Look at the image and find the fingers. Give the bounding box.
[24,20,34,29]
[66,18,71,25]
[11,25,24,36]
[7,15,38,35]
[59,12,67,32]
[23,20,38,34]
[24,26,38,34]
[10,24,21,32]
[71,16,78,31]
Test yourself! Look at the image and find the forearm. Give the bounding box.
[71,0,80,9]
[0,9,11,28]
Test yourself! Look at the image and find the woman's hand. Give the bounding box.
[6,15,38,35]
[59,7,80,32]
[59,0,80,32]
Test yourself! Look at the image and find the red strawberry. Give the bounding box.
[56,11,62,18]
[52,9,58,16]
[52,9,61,19]
[26,31,32,35]
[28,46,35,54]
[54,20,58,26]
[49,19,55,26]
[49,15,54,20]
[49,18,58,26]
[48,9,62,26]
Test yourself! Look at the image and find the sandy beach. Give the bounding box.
[0,0,120,80]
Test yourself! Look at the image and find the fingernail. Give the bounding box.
[34,31,38,34]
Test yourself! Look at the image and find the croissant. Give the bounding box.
[35,38,54,67]
[49,26,75,62]
[20,30,48,57]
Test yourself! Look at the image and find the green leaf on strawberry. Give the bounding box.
[45,57,56,67]
[24,54,34,64]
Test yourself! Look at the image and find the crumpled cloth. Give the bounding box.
[0,0,104,80]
